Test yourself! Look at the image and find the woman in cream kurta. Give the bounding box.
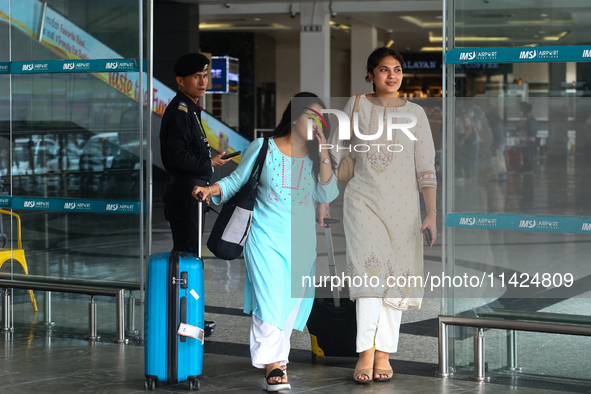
[328,47,437,384]
[340,94,436,308]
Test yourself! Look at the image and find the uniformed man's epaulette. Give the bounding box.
[178,102,188,113]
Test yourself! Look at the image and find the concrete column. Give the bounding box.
[299,3,330,98]
[350,22,377,96]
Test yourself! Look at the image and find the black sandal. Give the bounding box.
[262,368,291,391]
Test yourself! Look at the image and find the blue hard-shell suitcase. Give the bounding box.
[145,199,205,390]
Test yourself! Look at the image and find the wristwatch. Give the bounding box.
[321,158,330,164]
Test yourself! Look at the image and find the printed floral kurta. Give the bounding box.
[213,138,338,330]
[330,95,436,310]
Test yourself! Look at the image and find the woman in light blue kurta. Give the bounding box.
[192,93,338,391]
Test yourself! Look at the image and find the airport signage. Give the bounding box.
[207,56,239,94]
[10,59,143,74]
[11,197,140,214]
[446,213,591,234]
[446,45,591,64]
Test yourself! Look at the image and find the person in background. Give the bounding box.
[159,53,231,336]
[519,101,538,173]
[455,106,474,182]
[486,108,507,182]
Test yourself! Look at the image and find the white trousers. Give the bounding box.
[250,300,301,369]
[356,297,402,353]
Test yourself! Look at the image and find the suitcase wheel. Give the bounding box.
[189,378,200,390]
[144,378,157,390]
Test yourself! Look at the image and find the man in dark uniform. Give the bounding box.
[160,53,230,336]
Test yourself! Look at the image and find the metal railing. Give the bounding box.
[0,274,141,343]
[438,314,591,381]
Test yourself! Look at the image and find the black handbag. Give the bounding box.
[207,138,268,260]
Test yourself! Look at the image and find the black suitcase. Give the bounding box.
[306,219,357,359]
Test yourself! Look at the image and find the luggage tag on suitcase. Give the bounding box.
[178,323,205,344]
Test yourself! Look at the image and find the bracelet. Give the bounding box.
[426,208,437,212]
[208,186,212,196]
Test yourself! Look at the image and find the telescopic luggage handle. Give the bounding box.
[197,193,203,259]
[323,218,340,227]
[322,219,341,307]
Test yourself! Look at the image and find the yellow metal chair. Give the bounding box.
[0,209,38,311]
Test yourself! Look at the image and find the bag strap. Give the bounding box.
[344,94,362,150]
[350,94,361,136]
[249,137,269,182]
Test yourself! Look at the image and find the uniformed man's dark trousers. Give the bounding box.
[164,183,207,254]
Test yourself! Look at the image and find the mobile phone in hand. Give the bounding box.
[221,151,241,160]
[424,228,432,247]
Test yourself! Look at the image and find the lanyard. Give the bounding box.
[193,111,212,158]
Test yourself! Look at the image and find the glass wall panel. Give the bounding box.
[446,0,591,385]
[9,0,140,62]
[10,72,141,200]
[0,0,145,341]
[454,0,591,48]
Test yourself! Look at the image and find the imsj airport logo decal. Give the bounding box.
[459,217,476,226]
[520,50,537,59]
[21,63,49,72]
[23,200,50,209]
[519,49,559,60]
[459,51,497,61]
[458,216,498,228]
[519,220,536,228]
[459,51,476,61]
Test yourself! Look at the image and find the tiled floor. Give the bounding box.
[0,336,577,394]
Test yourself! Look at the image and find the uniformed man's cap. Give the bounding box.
[174,53,210,77]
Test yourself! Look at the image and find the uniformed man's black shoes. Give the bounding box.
[204,320,215,337]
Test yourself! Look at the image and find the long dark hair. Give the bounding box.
[273,92,334,180]
[365,47,404,92]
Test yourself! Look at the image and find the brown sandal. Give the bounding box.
[374,368,393,382]
[353,368,373,384]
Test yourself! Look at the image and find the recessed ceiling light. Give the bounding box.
[540,14,548,17]
[419,46,442,52]
[543,30,569,40]
[436,15,442,19]
[254,18,260,21]
[429,31,508,42]
[400,16,442,28]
